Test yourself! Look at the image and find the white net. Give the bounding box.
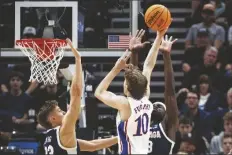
[16,39,66,85]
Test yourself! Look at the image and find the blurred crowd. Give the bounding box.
[175,0,232,154]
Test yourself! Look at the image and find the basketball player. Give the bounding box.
[94,29,168,154]
[148,35,179,155]
[37,39,118,155]
[128,29,178,154]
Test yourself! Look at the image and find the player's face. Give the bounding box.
[179,124,192,136]
[186,93,199,109]
[223,137,232,154]
[224,120,232,134]
[49,106,65,126]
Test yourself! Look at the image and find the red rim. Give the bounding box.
[16,38,67,46]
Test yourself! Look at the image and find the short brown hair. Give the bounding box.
[124,64,147,100]
[37,100,58,129]
[223,112,232,122]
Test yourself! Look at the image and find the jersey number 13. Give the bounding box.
[45,145,54,154]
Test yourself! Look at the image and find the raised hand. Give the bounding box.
[160,35,178,53]
[114,50,131,70]
[66,38,81,59]
[129,29,150,52]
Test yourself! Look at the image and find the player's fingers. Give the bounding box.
[135,30,139,37]
[138,29,145,38]
[137,29,144,38]
[129,32,132,38]
[165,35,168,41]
[168,36,173,42]
[171,38,178,44]
[142,41,150,46]
[141,30,146,38]
[162,37,164,43]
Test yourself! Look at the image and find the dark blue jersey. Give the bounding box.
[148,123,175,155]
[44,126,80,155]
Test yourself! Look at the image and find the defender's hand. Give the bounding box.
[129,29,150,51]
[160,35,178,53]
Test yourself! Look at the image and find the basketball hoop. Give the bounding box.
[16,38,67,85]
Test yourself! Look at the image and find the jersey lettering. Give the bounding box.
[133,113,149,136]
[134,103,151,114]
[150,131,161,138]
[148,140,153,153]
[45,145,54,155]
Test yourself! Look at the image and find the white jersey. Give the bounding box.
[116,96,153,154]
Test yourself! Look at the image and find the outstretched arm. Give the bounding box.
[95,51,131,110]
[160,35,179,141]
[61,39,83,132]
[142,29,168,98]
[78,137,118,152]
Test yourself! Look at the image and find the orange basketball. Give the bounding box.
[144,4,172,31]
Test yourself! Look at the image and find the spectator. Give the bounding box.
[182,28,211,73]
[225,0,232,26]
[220,133,232,155]
[176,134,197,155]
[173,115,207,154]
[22,26,37,39]
[34,83,67,113]
[211,0,226,18]
[0,71,38,127]
[181,89,213,142]
[211,88,232,134]
[182,46,223,91]
[196,74,223,112]
[185,3,225,49]
[210,112,232,154]
[228,25,232,46]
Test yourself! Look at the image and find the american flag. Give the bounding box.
[108,35,130,49]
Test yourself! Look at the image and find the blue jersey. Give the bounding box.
[43,126,80,155]
[148,123,175,155]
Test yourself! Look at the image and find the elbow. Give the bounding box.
[94,89,101,99]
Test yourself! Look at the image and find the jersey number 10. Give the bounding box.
[133,113,149,136]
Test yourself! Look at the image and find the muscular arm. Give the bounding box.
[142,35,162,98]
[94,67,128,110]
[61,58,83,130]
[78,137,118,152]
[162,52,179,141]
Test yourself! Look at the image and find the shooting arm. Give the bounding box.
[94,67,128,110]
[162,52,179,141]
[62,57,83,131]
[142,36,162,97]
[78,137,118,152]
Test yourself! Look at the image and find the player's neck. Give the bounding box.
[10,89,22,96]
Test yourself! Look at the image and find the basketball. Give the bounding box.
[144,4,172,31]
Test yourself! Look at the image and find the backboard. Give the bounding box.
[15,1,78,48]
